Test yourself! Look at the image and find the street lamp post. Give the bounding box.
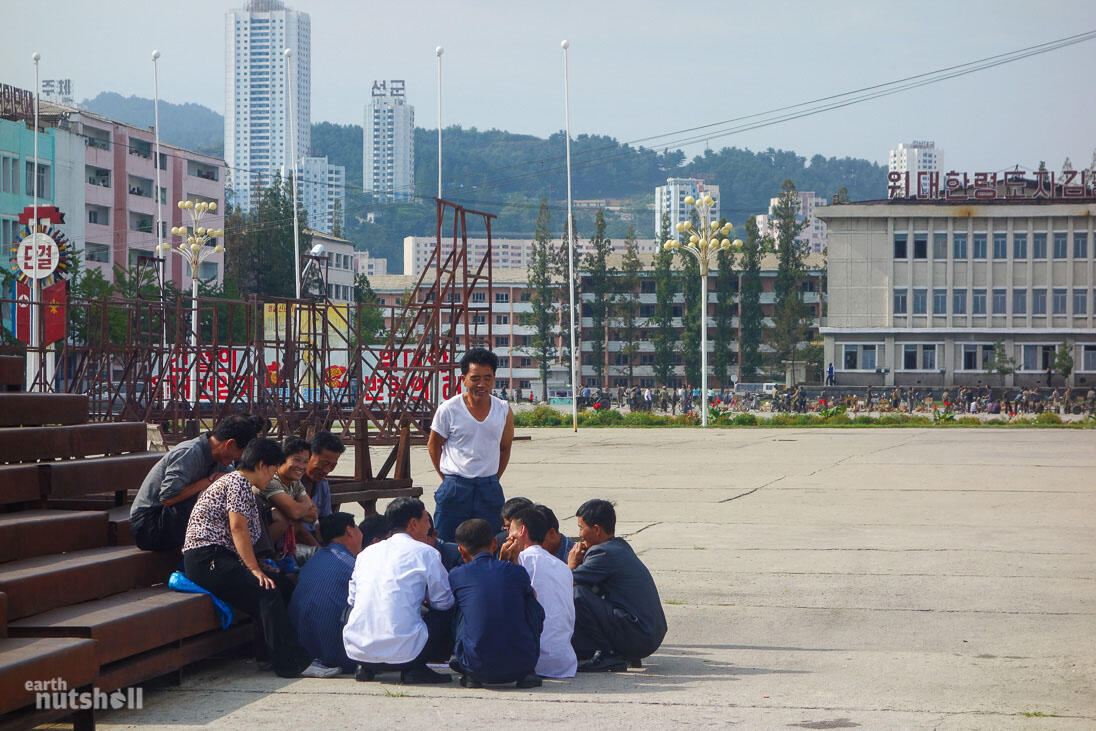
[160,200,223,406]
[662,194,741,427]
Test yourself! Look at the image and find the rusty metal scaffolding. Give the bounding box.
[3,199,495,445]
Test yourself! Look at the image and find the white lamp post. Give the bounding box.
[561,39,577,431]
[662,194,742,426]
[284,47,302,299]
[161,200,223,405]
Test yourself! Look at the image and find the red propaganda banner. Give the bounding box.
[42,280,67,345]
[14,280,30,343]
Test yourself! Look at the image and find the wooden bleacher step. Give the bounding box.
[0,510,109,563]
[0,546,176,621]
[0,422,147,464]
[46,452,162,510]
[0,393,89,427]
[0,636,97,715]
[7,588,227,667]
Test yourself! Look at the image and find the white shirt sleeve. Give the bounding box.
[423,550,455,610]
[430,398,452,439]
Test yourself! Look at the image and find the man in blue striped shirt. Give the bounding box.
[288,512,362,675]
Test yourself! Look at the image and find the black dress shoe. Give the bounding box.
[515,673,542,688]
[627,657,643,668]
[449,658,464,674]
[400,665,452,685]
[459,673,483,688]
[354,664,377,682]
[577,651,627,673]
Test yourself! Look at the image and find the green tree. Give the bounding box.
[678,211,702,389]
[652,213,676,387]
[1054,340,1074,381]
[330,197,344,238]
[989,340,1016,377]
[770,179,809,380]
[582,209,614,389]
[711,231,735,388]
[351,273,386,346]
[224,172,307,300]
[614,225,642,386]
[524,199,557,402]
[738,216,764,381]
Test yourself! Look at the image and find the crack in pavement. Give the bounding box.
[719,475,787,503]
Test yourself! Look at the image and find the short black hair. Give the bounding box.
[533,504,560,533]
[385,497,426,532]
[460,347,498,375]
[238,437,286,471]
[576,499,616,535]
[282,435,311,457]
[311,431,346,455]
[501,496,534,522]
[212,414,267,447]
[319,512,356,543]
[358,513,390,547]
[454,518,494,554]
[511,507,548,544]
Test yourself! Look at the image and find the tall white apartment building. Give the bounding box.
[299,155,345,235]
[225,0,310,211]
[755,190,829,254]
[363,81,414,201]
[888,141,941,196]
[655,178,719,235]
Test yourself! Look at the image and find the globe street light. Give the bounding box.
[160,200,223,405]
[663,194,742,426]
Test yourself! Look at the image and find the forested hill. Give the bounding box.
[81,94,887,269]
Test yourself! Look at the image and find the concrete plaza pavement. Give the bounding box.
[99,427,1096,729]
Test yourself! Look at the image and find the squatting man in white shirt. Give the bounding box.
[428,347,515,542]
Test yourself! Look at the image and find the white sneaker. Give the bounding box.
[301,661,341,678]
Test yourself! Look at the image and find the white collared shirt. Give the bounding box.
[519,544,577,678]
[343,532,454,665]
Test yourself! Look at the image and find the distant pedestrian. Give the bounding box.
[826,363,835,386]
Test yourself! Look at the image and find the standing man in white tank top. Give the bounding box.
[428,348,515,542]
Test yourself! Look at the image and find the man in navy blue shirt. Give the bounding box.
[448,519,544,688]
[288,512,362,676]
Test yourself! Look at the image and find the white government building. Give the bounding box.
[820,169,1096,388]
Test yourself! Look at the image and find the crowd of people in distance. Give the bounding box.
[131,346,666,684]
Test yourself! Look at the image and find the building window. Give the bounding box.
[1074,233,1088,259]
[1013,233,1027,259]
[992,288,1006,314]
[495,292,510,303]
[893,233,907,259]
[932,288,946,314]
[1012,289,1026,315]
[1052,288,1067,314]
[953,290,967,315]
[1053,233,1067,259]
[1032,288,1047,315]
[1073,289,1087,315]
[471,291,486,303]
[992,233,1007,259]
[841,344,877,371]
[961,344,994,371]
[1032,233,1047,258]
[972,234,987,259]
[932,233,947,259]
[25,163,50,198]
[84,242,110,263]
[901,344,936,370]
[494,335,508,348]
[494,314,509,325]
[893,288,907,315]
[912,288,927,314]
[953,233,967,259]
[913,235,927,259]
[1082,345,1096,372]
[1022,344,1055,371]
[972,289,987,315]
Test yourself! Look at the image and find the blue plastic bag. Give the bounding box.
[168,571,234,630]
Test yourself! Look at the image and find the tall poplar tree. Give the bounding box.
[711,229,735,387]
[615,224,642,386]
[652,213,677,387]
[225,172,306,299]
[738,216,764,381]
[678,211,702,390]
[770,179,809,374]
[525,199,557,402]
[582,209,614,389]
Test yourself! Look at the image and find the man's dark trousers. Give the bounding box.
[571,585,663,661]
[132,496,197,552]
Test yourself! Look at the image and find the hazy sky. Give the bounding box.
[4,0,1095,173]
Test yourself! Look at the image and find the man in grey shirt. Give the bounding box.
[130,414,266,552]
[568,499,667,673]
